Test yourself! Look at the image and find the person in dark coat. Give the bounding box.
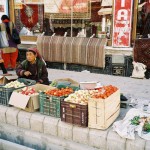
[16,47,49,85]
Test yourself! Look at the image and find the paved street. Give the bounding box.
[47,69,150,99]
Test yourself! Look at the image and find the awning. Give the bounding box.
[98,7,112,15]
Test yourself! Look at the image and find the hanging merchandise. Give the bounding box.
[15,4,44,32]
[0,26,9,48]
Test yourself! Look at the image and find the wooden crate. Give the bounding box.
[88,90,120,130]
[61,100,88,127]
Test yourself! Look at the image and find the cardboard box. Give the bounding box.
[0,75,18,85]
[9,84,55,113]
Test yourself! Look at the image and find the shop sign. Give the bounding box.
[112,0,133,47]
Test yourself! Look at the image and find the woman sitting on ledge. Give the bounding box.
[16,48,49,85]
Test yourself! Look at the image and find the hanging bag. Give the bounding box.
[0,25,9,48]
[11,23,21,44]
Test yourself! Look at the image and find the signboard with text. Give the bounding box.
[112,0,133,47]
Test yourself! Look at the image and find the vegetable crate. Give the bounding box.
[88,90,120,130]
[0,78,36,106]
[39,92,63,118]
[61,100,88,127]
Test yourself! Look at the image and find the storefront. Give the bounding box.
[6,0,149,77]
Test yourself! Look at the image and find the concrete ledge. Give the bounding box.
[18,111,32,129]
[6,107,20,126]
[0,105,148,150]
[0,105,8,123]
[0,139,34,150]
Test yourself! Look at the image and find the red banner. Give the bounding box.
[112,0,133,47]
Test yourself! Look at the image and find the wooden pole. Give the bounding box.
[132,0,138,42]
[9,0,15,23]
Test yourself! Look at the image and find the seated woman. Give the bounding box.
[16,48,49,85]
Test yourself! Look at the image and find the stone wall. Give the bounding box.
[0,105,149,150]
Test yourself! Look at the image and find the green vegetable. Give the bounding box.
[50,81,57,87]
[131,116,140,125]
[143,122,150,132]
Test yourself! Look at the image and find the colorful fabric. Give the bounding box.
[134,39,150,69]
[15,4,44,31]
[37,36,107,68]
[2,49,18,69]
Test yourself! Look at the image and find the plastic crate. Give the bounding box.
[0,78,36,106]
[39,92,63,118]
[61,100,88,127]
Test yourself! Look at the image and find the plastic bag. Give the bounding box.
[0,26,9,48]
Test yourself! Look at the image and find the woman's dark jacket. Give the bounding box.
[16,58,49,85]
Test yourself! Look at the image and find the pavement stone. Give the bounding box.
[43,116,60,136]
[89,128,109,150]
[0,139,34,150]
[126,134,146,150]
[107,129,126,150]
[145,141,150,150]
[0,105,8,123]
[18,110,32,129]
[6,107,20,126]
[73,126,89,145]
[30,112,45,133]
[58,120,73,140]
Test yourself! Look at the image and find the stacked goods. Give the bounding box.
[0,79,35,106]
[88,85,120,130]
[64,90,95,105]
[4,81,25,88]
[61,85,120,128]
[40,87,74,118]
[61,90,94,127]
[45,87,74,97]
[18,87,38,96]
[9,84,53,112]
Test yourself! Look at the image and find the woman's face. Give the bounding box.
[26,51,36,62]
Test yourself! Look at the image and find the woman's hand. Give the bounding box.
[24,71,32,76]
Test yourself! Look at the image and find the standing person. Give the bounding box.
[16,47,49,85]
[0,15,18,71]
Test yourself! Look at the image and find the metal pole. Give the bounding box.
[132,0,138,41]
[71,0,73,37]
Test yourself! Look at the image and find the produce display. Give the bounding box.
[64,90,95,105]
[131,116,150,133]
[18,87,38,96]
[4,81,25,88]
[92,85,118,99]
[45,87,74,97]
[64,85,118,105]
